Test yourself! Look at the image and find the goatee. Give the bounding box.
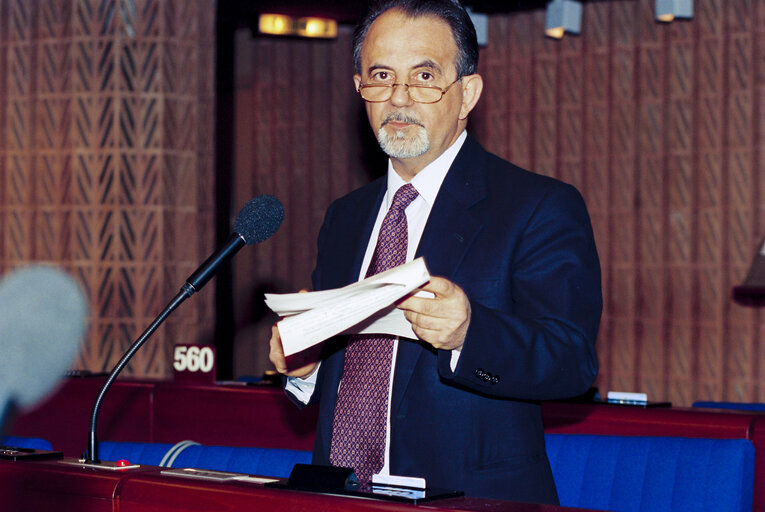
[376,111,430,159]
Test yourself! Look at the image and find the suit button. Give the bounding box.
[474,368,485,378]
[491,376,500,384]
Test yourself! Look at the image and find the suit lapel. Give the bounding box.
[416,136,486,275]
[325,180,386,290]
[391,135,487,417]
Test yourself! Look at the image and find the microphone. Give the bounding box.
[86,195,284,463]
[185,194,285,294]
[0,266,87,430]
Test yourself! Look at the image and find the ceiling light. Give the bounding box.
[258,14,338,39]
[258,14,293,36]
[545,0,582,39]
[655,0,693,22]
[296,17,338,39]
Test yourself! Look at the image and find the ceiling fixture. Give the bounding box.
[258,14,338,39]
[544,0,582,39]
[466,8,489,46]
[655,0,693,22]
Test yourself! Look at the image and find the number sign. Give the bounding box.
[173,344,216,384]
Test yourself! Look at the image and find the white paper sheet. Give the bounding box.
[264,258,430,356]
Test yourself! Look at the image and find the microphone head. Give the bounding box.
[0,265,88,412]
[233,195,285,245]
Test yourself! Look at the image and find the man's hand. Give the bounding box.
[268,323,320,378]
[397,276,471,351]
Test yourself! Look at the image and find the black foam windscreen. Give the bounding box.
[0,266,87,420]
[233,195,285,245]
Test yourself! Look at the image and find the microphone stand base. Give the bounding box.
[59,458,141,471]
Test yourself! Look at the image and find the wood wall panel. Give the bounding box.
[472,0,765,406]
[232,28,376,374]
[0,0,215,379]
[233,0,764,406]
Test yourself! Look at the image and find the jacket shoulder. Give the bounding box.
[327,177,385,212]
[457,136,586,207]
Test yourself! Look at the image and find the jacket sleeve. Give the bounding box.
[438,183,601,400]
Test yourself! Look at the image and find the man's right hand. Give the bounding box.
[268,323,319,379]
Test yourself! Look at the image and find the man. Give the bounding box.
[269,0,601,504]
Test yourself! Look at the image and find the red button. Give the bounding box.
[115,459,130,467]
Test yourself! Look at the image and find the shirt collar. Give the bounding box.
[385,130,468,208]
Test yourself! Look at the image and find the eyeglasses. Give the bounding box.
[357,77,462,104]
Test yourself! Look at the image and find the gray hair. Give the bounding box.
[352,0,479,78]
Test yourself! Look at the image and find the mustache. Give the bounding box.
[381,111,424,128]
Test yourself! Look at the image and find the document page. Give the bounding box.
[265,258,430,356]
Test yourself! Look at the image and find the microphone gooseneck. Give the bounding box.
[86,195,284,463]
[87,289,187,463]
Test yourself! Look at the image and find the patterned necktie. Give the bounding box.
[329,183,419,486]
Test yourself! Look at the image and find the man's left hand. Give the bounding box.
[397,276,471,351]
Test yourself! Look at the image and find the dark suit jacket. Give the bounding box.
[298,135,601,504]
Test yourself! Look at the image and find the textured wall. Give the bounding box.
[0,0,216,378]
[232,27,377,374]
[235,0,764,406]
[473,0,764,406]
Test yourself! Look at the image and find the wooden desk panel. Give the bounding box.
[8,379,765,511]
[8,378,315,455]
[152,383,318,450]
[0,459,589,512]
[9,378,155,458]
[541,401,758,439]
[0,458,138,512]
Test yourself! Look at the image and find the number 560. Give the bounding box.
[173,345,214,373]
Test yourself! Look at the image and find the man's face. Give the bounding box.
[354,10,475,175]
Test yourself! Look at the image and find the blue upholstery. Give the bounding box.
[545,434,754,512]
[98,441,312,478]
[98,441,178,466]
[0,436,53,450]
[172,445,312,478]
[693,401,765,411]
[97,435,754,510]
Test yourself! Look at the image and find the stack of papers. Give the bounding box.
[265,258,430,356]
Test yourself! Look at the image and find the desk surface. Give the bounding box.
[0,458,593,512]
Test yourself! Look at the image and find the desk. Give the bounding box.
[0,458,592,512]
[9,378,156,457]
[152,382,318,450]
[10,378,318,456]
[0,456,149,511]
[9,379,765,511]
[542,401,763,439]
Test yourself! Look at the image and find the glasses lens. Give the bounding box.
[409,85,442,104]
[360,85,392,102]
[358,84,447,103]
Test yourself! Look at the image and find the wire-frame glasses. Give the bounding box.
[357,78,462,104]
